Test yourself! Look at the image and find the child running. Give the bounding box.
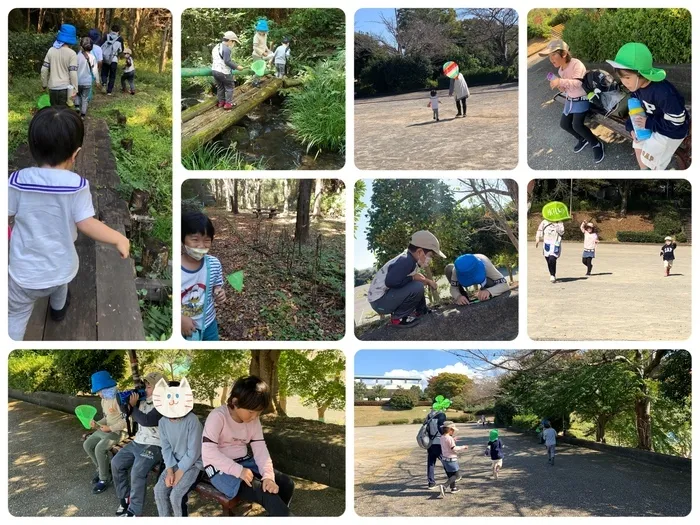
[202,376,295,516]
[580,221,599,276]
[543,421,557,465]
[660,236,677,277]
[427,90,441,121]
[8,108,130,341]
[486,429,504,480]
[181,212,225,341]
[120,48,136,95]
[438,421,467,498]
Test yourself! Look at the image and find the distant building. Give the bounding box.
[355,375,423,395]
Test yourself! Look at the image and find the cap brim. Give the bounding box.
[436,250,446,258]
[641,69,666,82]
[606,59,629,70]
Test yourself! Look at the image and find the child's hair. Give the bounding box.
[408,243,433,255]
[614,68,640,77]
[544,421,551,429]
[29,107,84,166]
[430,90,437,97]
[80,36,93,51]
[181,211,215,242]
[111,24,120,32]
[168,380,180,387]
[554,49,572,63]
[441,426,451,435]
[227,376,271,412]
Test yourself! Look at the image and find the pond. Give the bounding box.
[182,85,345,171]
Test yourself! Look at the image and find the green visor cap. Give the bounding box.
[490,429,499,441]
[542,201,572,222]
[606,43,666,82]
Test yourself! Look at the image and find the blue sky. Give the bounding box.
[354,9,397,45]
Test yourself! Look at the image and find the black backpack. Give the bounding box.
[578,69,629,117]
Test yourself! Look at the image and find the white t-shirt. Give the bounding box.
[429,95,439,109]
[8,168,95,289]
[181,255,224,330]
[543,427,557,446]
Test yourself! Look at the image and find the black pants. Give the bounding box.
[545,255,558,277]
[121,71,135,93]
[237,469,295,517]
[455,96,467,116]
[582,256,593,274]
[49,89,69,106]
[101,61,118,93]
[560,112,598,146]
[427,444,446,485]
[445,469,460,489]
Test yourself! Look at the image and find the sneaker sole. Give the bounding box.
[574,141,589,153]
[594,143,605,164]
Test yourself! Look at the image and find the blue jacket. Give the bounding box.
[625,79,689,140]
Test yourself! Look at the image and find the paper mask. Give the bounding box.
[152,377,194,418]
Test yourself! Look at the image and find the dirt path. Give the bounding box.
[354,84,518,170]
[355,424,691,517]
[528,242,691,340]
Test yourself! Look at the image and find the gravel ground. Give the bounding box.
[355,424,691,517]
[355,84,519,170]
[8,400,345,517]
[527,242,691,340]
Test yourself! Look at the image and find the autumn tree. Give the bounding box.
[425,372,473,403]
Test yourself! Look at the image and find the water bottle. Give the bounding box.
[628,98,652,140]
[547,72,556,81]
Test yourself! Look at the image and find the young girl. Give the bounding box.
[181,212,225,341]
[438,421,467,499]
[202,376,295,516]
[252,19,274,86]
[84,371,126,494]
[75,37,100,119]
[539,40,604,164]
[580,221,599,275]
[485,429,504,480]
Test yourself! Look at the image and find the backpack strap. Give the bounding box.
[201,256,211,330]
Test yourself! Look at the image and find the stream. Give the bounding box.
[182,86,345,170]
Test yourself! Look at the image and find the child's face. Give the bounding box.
[184,233,212,250]
[145,383,154,398]
[617,70,642,91]
[231,402,262,423]
[586,226,593,233]
[416,249,433,268]
[98,391,105,399]
[666,240,672,245]
[549,52,565,69]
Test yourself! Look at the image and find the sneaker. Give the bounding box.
[436,118,440,122]
[119,511,135,517]
[223,103,233,110]
[130,91,136,96]
[573,139,589,153]
[390,315,421,328]
[438,485,445,499]
[450,487,460,493]
[115,499,129,516]
[92,472,100,485]
[455,112,462,118]
[428,483,439,490]
[50,290,71,322]
[92,480,109,494]
[454,475,463,483]
[549,276,556,283]
[592,141,605,164]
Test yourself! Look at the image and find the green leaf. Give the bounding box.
[227,271,244,292]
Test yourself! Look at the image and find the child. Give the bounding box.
[580,221,599,276]
[543,421,557,465]
[607,43,689,170]
[367,230,445,328]
[485,429,504,480]
[535,218,565,283]
[181,212,225,340]
[212,31,245,110]
[272,37,290,78]
[252,19,274,86]
[75,37,101,119]
[101,24,124,95]
[84,371,126,494]
[202,376,295,516]
[660,236,677,277]
[8,108,130,341]
[427,90,441,121]
[438,421,467,498]
[120,48,136,95]
[40,24,79,107]
[153,378,203,517]
[539,40,604,164]
[443,253,510,305]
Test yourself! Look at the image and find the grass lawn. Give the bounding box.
[355,406,465,427]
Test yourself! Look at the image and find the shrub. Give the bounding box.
[391,419,410,425]
[512,414,540,431]
[389,393,415,410]
[413,418,425,424]
[452,414,476,423]
[8,32,56,75]
[528,23,552,40]
[474,407,495,416]
[616,231,687,243]
[354,400,389,407]
[8,351,57,392]
[494,399,517,426]
[653,211,682,236]
[356,53,432,95]
[378,420,393,426]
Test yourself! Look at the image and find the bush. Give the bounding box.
[8,32,56,75]
[452,414,476,423]
[617,231,687,243]
[389,393,415,410]
[392,419,410,425]
[474,407,495,416]
[512,414,540,431]
[8,351,58,392]
[528,23,552,40]
[653,211,682,236]
[354,400,389,406]
[494,399,517,426]
[356,54,432,96]
[378,420,393,426]
[413,418,425,424]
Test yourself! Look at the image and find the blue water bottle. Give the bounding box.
[628,98,652,140]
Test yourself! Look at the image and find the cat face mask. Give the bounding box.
[152,377,194,418]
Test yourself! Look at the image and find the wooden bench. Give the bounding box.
[253,207,278,219]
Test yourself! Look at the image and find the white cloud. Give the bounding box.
[382,362,484,389]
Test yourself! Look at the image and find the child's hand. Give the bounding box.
[535,241,539,248]
[428,280,438,291]
[633,115,647,129]
[456,296,469,306]
[116,235,130,259]
[165,469,175,487]
[172,468,185,486]
[476,289,491,301]
[240,468,254,487]
[262,478,279,494]
[181,315,196,337]
[100,425,111,433]
[213,286,226,305]
[128,392,140,407]
[631,130,637,141]
[90,420,97,429]
[549,78,560,90]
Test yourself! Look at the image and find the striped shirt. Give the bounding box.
[181,255,224,330]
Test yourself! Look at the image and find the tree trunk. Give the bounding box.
[312,179,323,217]
[95,9,101,32]
[127,350,142,388]
[595,415,608,443]
[507,265,514,283]
[27,9,31,31]
[635,396,653,450]
[131,9,148,54]
[37,8,45,32]
[317,404,328,422]
[105,9,114,33]
[295,180,313,243]
[249,351,282,415]
[159,23,170,74]
[619,180,631,217]
[233,180,239,214]
[279,393,287,413]
[140,238,169,276]
[283,179,290,215]
[255,180,262,209]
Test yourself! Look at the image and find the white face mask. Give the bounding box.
[184,245,209,261]
[421,254,433,268]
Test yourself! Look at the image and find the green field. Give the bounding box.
[354,405,466,427]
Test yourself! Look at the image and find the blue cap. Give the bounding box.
[88,29,101,43]
[255,19,269,32]
[91,371,117,394]
[56,24,78,45]
[454,254,486,288]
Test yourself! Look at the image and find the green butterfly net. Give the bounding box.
[432,395,452,411]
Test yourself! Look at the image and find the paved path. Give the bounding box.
[8,400,344,517]
[355,84,518,170]
[355,424,691,517]
[527,242,691,340]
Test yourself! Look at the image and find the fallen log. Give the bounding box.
[182,67,251,77]
[182,82,257,123]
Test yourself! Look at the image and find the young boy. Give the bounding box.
[120,48,136,95]
[75,37,101,119]
[212,31,245,110]
[543,421,557,465]
[41,23,79,106]
[486,429,504,480]
[427,90,441,121]
[607,42,689,170]
[660,236,677,277]
[84,371,126,494]
[438,421,467,498]
[272,38,291,78]
[8,108,130,341]
[443,253,510,305]
[366,230,445,328]
[181,212,225,340]
[153,378,203,517]
[101,24,125,95]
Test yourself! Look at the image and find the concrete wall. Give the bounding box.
[588,62,691,102]
[9,390,346,489]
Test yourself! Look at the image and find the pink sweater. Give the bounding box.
[202,405,274,480]
[558,58,587,99]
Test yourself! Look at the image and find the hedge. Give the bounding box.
[563,8,691,64]
[9,32,59,75]
[512,414,540,431]
[391,419,410,425]
[389,393,415,410]
[355,400,432,407]
[617,231,687,243]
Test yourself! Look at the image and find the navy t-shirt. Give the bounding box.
[661,242,677,261]
[488,438,504,460]
[625,80,689,140]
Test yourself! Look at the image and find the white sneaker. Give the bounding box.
[549,275,556,283]
[438,485,445,499]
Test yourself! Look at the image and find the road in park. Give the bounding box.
[354,84,519,170]
[355,423,691,517]
[528,242,691,340]
[8,400,344,517]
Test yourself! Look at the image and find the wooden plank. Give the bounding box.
[92,119,121,189]
[43,233,98,341]
[22,297,49,341]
